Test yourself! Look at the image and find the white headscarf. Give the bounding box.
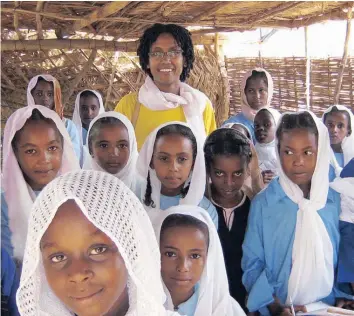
[223,122,254,143]
[240,68,274,122]
[27,74,64,119]
[2,105,80,260]
[255,107,281,172]
[275,110,334,305]
[16,170,178,316]
[83,112,139,191]
[330,177,354,224]
[138,76,210,142]
[136,122,206,221]
[72,89,105,147]
[153,205,246,316]
[322,105,354,177]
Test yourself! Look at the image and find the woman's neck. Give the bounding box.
[299,182,311,199]
[171,287,194,309]
[154,80,180,95]
[331,143,343,153]
[212,186,244,209]
[104,287,129,316]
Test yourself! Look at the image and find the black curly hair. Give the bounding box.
[137,23,195,82]
[276,111,318,150]
[144,124,197,208]
[204,128,252,172]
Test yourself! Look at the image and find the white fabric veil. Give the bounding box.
[255,107,281,172]
[322,105,354,177]
[275,110,334,305]
[2,105,80,260]
[82,111,138,191]
[153,205,246,316]
[72,89,105,148]
[16,170,178,316]
[330,177,354,224]
[136,122,206,221]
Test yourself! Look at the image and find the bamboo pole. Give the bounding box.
[36,1,44,40]
[334,6,353,104]
[305,26,310,109]
[13,1,23,40]
[63,49,97,107]
[105,51,119,108]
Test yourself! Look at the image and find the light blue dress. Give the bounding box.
[223,113,255,142]
[242,178,341,315]
[175,284,199,316]
[64,118,81,160]
[160,195,218,229]
[329,152,345,181]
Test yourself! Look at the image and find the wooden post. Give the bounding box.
[105,51,119,108]
[36,1,44,40]
[304,26,310,110]
[259,28,263,68]
[334,6,353,104]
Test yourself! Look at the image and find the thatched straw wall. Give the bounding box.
[226,57,354,117]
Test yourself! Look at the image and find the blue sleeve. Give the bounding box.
[64,119,81,160]
[199,197,219,229]
[242,198,274,314]
[1,195,14,257]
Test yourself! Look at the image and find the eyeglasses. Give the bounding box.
[148,50,183,59]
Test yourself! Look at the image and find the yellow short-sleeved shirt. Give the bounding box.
[114,92,217,151]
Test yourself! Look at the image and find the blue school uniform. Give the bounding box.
[341,158,354,178]
[160,195,219,229]
[223,113,255,142]
[1,248,20,316]
[1,191,41,257]
[241,178,341,315]
[329,152,345,181]
[64,118,81,160]
[175,284,199,316]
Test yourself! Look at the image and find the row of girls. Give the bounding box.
[1,26,354,316]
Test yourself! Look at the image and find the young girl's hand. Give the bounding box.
[336,298,354,310]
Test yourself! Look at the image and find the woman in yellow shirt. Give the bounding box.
[115,23,216,150]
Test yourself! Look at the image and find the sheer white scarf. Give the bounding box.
[330,177,354,224]
[2,105,80,260]
[136,122,206,222]
[255,108,281,172]
[83,112,139,192]
[138,76,210,143]
[153,205,246,316]
[322,105,354,177]
[16,170,178,316]
[72,89,105,148]
[276,111,334,305]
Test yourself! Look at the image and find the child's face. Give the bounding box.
[14,121,63,191]
[31,80,55,110]
[79,96,100,129]
[324,111,350,145]
[254,110,276,144]
[148,33,184,88]
[152,134,194,195]
[209,155,248,201]
[245,77,268,110]
[41,200,128,316]
[279,128,318,186]
[91,124,130,175]
[160,225,207,299]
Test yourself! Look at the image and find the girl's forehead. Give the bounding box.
[34,80,53,90]
[326,111,349,122]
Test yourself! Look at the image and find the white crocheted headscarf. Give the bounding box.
[82,112,138,192]
[276,110,334,305]
[153,205,246,316]
[16,170,178,316]
[322,105,354,177]
[72,89,105,148]
[136,122,206,221]
[2,105,80,260]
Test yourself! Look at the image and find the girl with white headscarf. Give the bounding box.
[254,107,281,182]
[16,170,179,316]
[242,111,342,315]
[83,112,139,193]
[1,105,80,261]
[137,121,218,227]
[153,205,246,316]
[27,74,81,159]
[322,105,354,180]
[223,68,274,142]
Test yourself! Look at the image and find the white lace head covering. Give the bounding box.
[136,122,206,221]
[153,205,246,316]
[83,111,138,191]
[276,110,334,305]
[72,89,105,148]
[322,105,354,177]
[27,74,64,119]
[255,107,281,172]
[2,105,80,260]
[16,170,178,316]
